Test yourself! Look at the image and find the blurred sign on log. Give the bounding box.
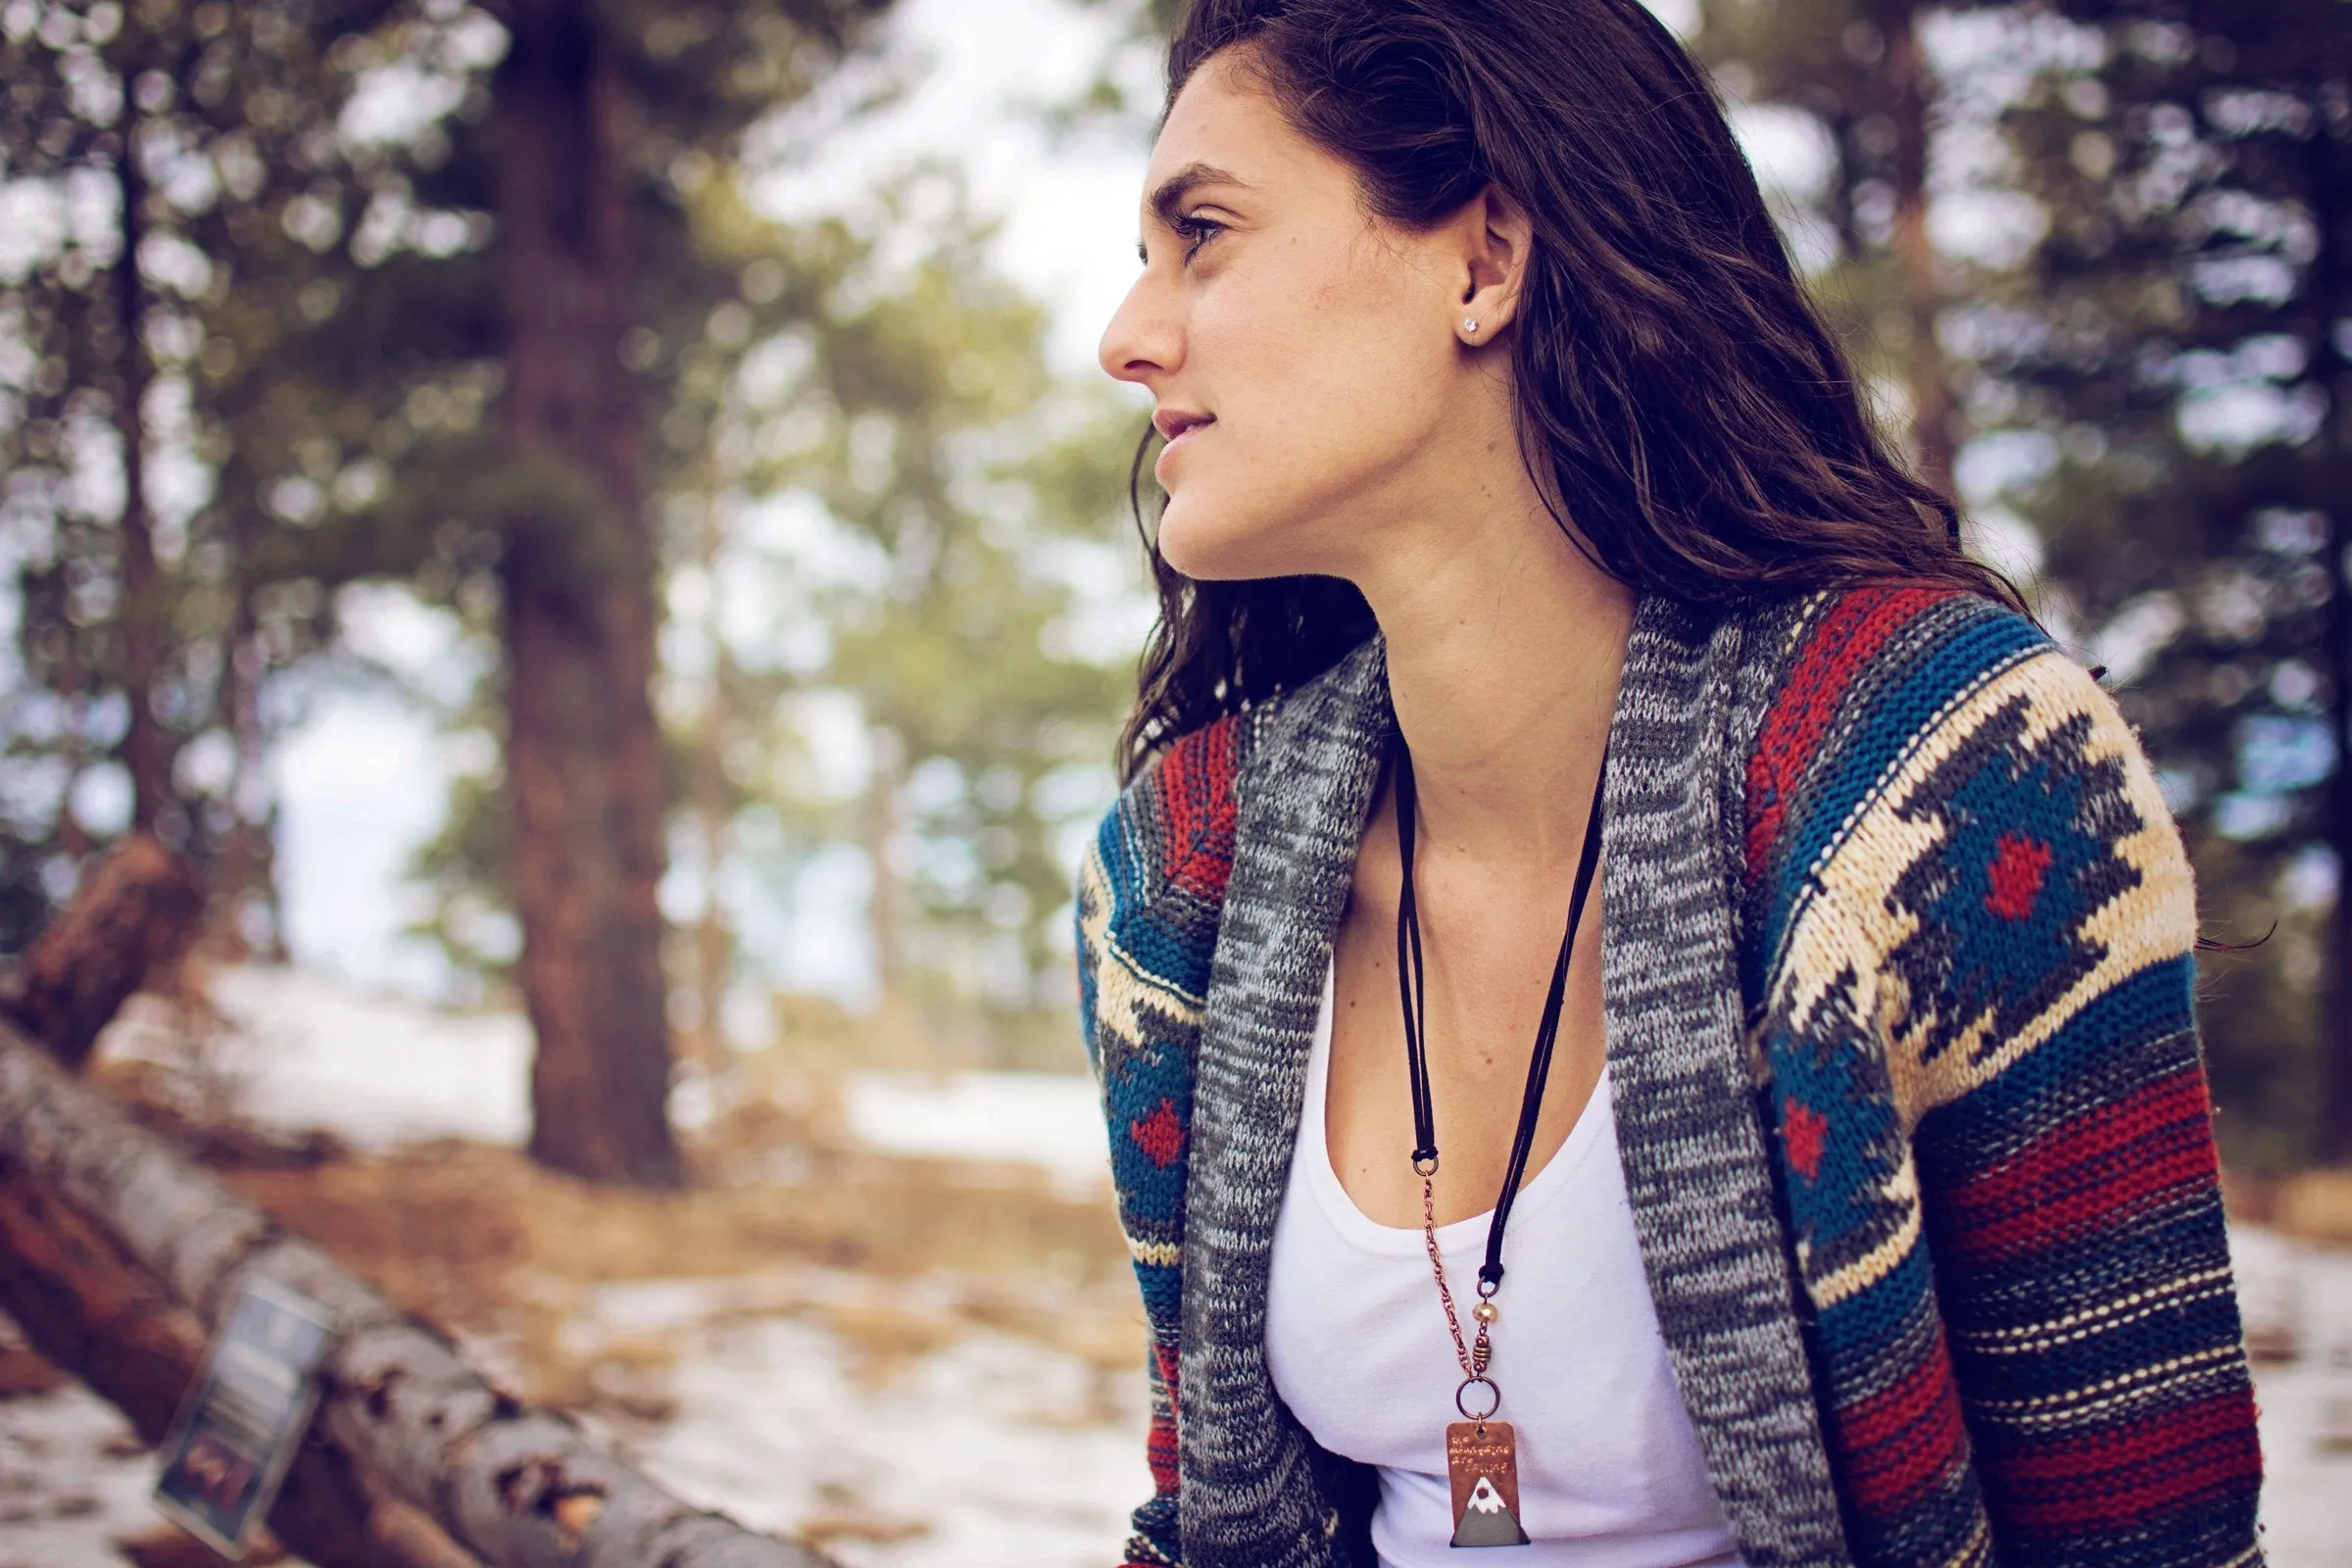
[155,1277,339,1559]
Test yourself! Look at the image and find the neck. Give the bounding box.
[1353,493,1633,869]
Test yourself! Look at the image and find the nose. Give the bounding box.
[1099,270,1180,389]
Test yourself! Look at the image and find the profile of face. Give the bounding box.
[1098,50,1527,585]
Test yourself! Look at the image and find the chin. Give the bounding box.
[1153,493,1243,580]
[1155,489,1313,583]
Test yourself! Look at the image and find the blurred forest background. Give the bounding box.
[0,0,2347,1192]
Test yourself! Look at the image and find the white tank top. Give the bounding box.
[1265,961,1743,1568]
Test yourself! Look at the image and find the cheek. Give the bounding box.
[1162,243,1449,573]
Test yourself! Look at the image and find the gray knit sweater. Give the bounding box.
[1077,590,2260,1568]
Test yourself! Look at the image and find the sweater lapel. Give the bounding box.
[1601,596,1853,1568]
[1174,600,1850,1568]
[1179,635,1391,1568]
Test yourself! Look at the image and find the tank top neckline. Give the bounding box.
[1299,956,1615,1258]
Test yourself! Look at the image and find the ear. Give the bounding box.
[1450,185,1533,347]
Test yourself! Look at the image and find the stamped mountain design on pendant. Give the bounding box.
[1446,1420,1530,1548]
[1449,1474,1530,1548]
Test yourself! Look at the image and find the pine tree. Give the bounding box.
[1702,0,2352,1167]
[0,0,401,947]
[388,0,896,1185]
[5,0,913,1184]
[405,166,1146,1070]
[1697,0,2000,492]
[1970,0,2352,1166]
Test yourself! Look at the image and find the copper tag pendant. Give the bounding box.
[1446,1420,1530,1547]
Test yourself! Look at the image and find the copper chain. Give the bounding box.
[1420,1171,1492,1384]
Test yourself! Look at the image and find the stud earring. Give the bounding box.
[1462,318,1478,333]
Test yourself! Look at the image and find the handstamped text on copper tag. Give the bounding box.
[1446,1420,1530,1548]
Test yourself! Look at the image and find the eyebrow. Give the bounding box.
[1138,162,1251,257]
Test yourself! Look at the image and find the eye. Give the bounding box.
[1173,212,1225,261]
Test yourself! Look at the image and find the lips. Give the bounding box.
[1152,409,1213,443]
[1152,409,1214,488]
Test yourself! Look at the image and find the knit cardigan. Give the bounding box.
[1073,586,2263,1568]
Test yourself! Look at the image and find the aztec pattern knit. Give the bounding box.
[1075,587,2262,1568]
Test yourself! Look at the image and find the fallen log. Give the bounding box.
[0,1171,476,1568]
[0,835,474,1564]
[0,1021,834,1568]
[0,833,205,1070]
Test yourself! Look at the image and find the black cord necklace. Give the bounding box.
[1393,734,1607,1549]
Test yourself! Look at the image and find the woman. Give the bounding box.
[1077,2,2263,1566]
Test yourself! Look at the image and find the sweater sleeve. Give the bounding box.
[1074,714,1252,1568]
[1076,828,1189,1568]
[1761,625,2264,1567]
[1899,650,2263,1565]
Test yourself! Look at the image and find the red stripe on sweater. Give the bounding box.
[1159,713,1243,902]
[1829,1329,1974,1518]
[1745,586,1958,885]
[1934,1068,2219,1266]
[1147,1343,1182,1492]
[1983,1388,2263,1536]
[1146,1412,1179,1493]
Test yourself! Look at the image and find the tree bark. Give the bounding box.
[2313,14,2352,1165]
[55,610,91,865]
[2328,502,2352,1163]
[1882,0,1959,497]
[493,0,680,1187]
[0,814,817,1565]
[0,837,470,1568]
[1,832,203,1071]
[0,1025,835,1568]
[214,521,278,960]
[0,1175,477,1568]
[865,723,906,1018]
[113,125,171,838]
[692,478,732,1070]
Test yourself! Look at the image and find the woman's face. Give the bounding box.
[1099,50,1502,583]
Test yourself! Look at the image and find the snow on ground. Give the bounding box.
[0,1380,163,1568]
[204,964,535,1150]
[190,967,1115,1197]
[845,1072,1110,1198]
[504,1266,1149,1567]
[0,1307,1148,1568]
[627,1309,1146,1566]
[2235,1228,2352,1564]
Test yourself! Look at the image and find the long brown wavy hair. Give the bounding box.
[1116,0,2020,779]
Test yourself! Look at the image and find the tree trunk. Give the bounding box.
[113,128,171,838]
[0,833,202,1071]
[0,816,823,1565]
[56,599,91,865]
[1882,0,1958,497]
[214,503,278,960]
[2327,501,2352,1162]
[493,1,680,1187]
[0,826,471,1568]
[2314,14,2352,1165]
[692,481,732,1069]
[866,723,906,1017]
[214,591,274,960]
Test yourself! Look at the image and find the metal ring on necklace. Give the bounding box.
[1455,1376,1501,1423]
